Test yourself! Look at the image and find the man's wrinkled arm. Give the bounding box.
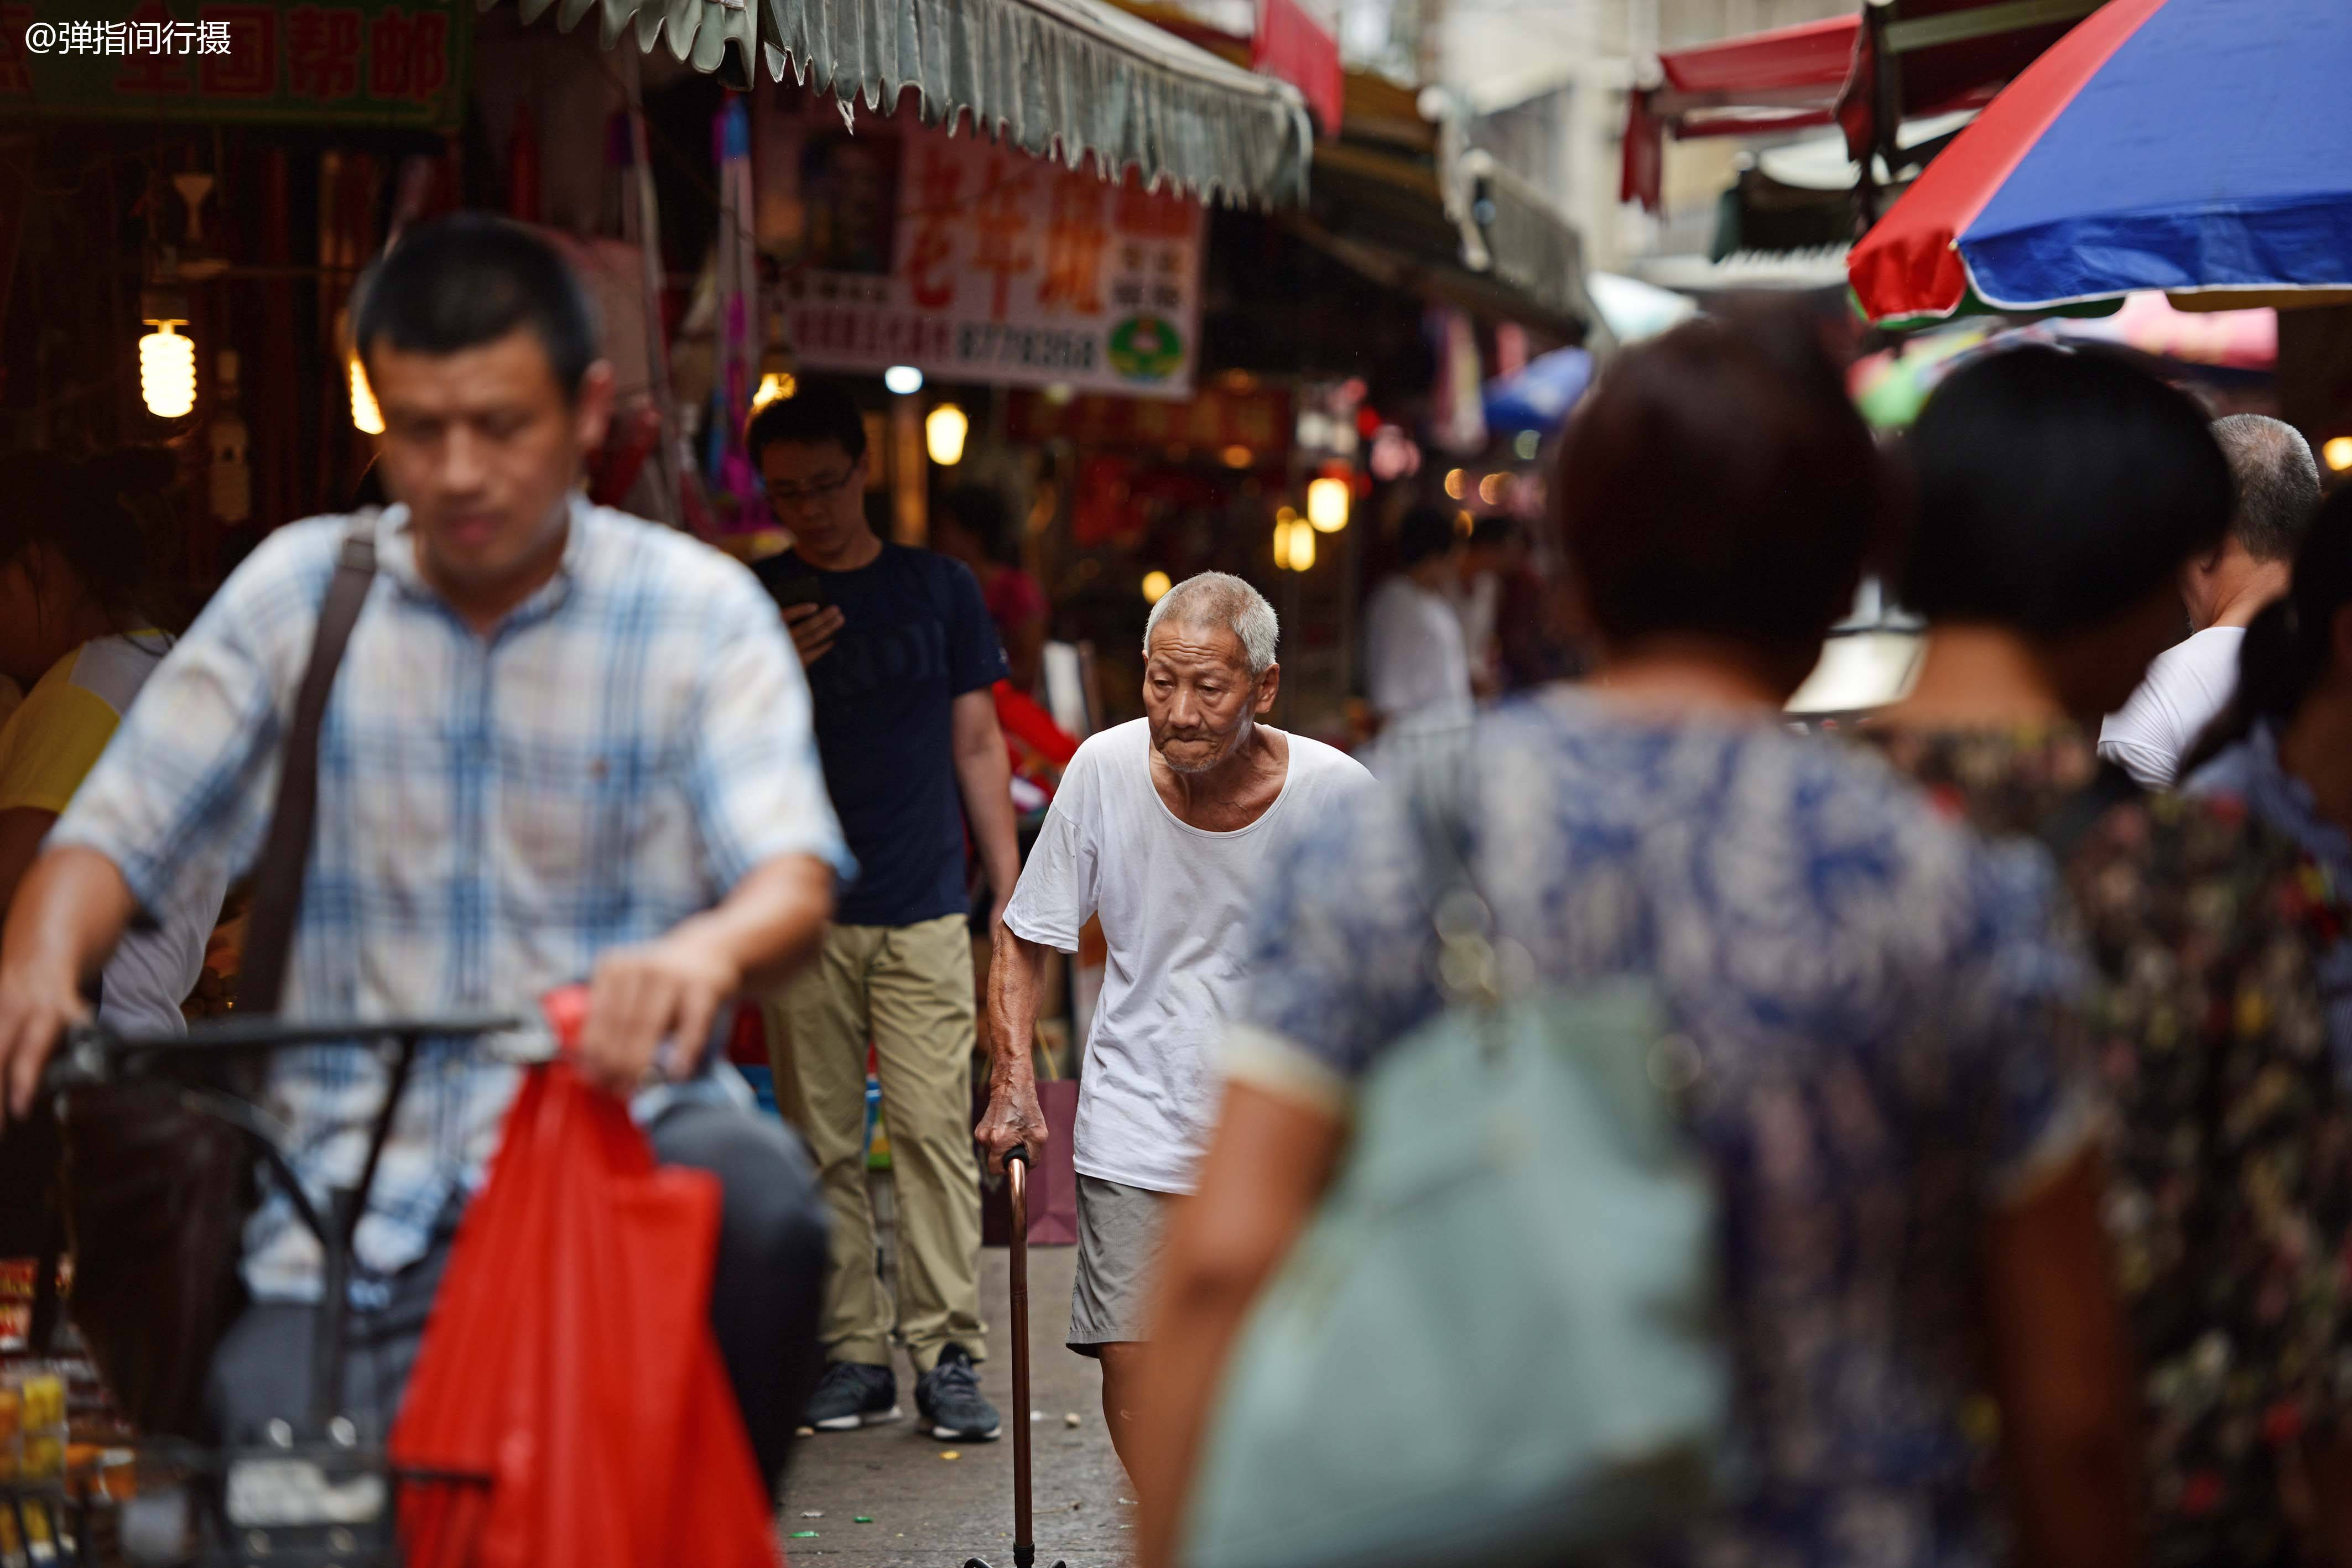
[975,920,1052,1172]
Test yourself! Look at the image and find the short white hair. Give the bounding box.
[1142,572,1279,676]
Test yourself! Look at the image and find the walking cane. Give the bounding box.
[965,1146,1065,1568]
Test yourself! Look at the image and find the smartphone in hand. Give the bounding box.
[772,574,826,613]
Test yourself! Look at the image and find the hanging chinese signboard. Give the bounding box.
[760,105,1206,400]
[1004,384,1293,455]
[0,0,470,131]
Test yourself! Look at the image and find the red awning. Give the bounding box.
[1621,1,2097,212]
[1624,16,1857,210]
[1656,15,1857,118]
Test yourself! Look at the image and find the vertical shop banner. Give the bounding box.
[1,0,469,130]
[769,121,1205,400]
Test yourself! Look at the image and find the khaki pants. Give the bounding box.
[766,914,985,1373]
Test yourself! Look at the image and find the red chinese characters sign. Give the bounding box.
[765,117,1205,399]
[1,0,465,129]
[1005,385,1294,455]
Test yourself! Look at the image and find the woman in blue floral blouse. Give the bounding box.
[1134,315,2142,1568]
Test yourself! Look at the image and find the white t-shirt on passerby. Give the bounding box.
[2098,626,2246,789]
[1365,576,1474,729]
[1002,718,1374,1194]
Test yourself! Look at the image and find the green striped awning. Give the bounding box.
[485,0,1314,207]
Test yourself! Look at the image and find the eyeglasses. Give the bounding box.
[765,469,858,509]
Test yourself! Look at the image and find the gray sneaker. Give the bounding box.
[804,1360,901,1431]
[915,1344,1001,1441]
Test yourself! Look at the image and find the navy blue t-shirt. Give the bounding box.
[755,543,1008,927]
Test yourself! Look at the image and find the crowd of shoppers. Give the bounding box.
[1141,315,2145,1568]
[5,212,2352,1568]
[1131,319,2352,1568]
[1872,346,2350,1567]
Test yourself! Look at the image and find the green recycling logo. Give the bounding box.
[1108,316,1186,382]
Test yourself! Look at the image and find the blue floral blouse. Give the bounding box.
[1227,695,2103,1568]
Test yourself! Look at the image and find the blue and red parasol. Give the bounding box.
[1849,0,2352,329]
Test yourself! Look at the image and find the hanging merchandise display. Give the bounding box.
[758,100,1207,399]
[619,48,693,533]
[703,96,763,528]
[1428,307,1487,455]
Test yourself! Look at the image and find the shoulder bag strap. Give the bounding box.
[237,512,380,1016]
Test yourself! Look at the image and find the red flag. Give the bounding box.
[1252,0,1342,136]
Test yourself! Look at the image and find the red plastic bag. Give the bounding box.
[388,1046,776,1568]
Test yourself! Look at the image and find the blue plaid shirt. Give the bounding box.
[54,499,851,1303]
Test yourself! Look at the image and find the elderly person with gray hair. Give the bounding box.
[2100,414,2323,787]
[977,571,1371,1472]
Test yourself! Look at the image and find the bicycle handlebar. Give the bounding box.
[41,1009,548,1096]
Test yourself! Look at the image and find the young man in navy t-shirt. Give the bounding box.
[748,382,1023,1444]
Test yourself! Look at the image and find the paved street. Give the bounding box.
[779,1244,1137,1568]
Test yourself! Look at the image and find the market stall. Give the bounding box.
[0,0,477,589]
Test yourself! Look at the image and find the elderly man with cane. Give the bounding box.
[976,572,1371,1475]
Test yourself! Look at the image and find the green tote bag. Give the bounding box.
[1179,969,1730,1568]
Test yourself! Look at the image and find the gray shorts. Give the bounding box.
[1067,1175,1175,1355]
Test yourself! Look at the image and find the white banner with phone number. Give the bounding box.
[768,121,1204,400]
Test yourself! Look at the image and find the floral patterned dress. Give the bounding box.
[1871,725,2352,1568]
[1232,696,2102,1568]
